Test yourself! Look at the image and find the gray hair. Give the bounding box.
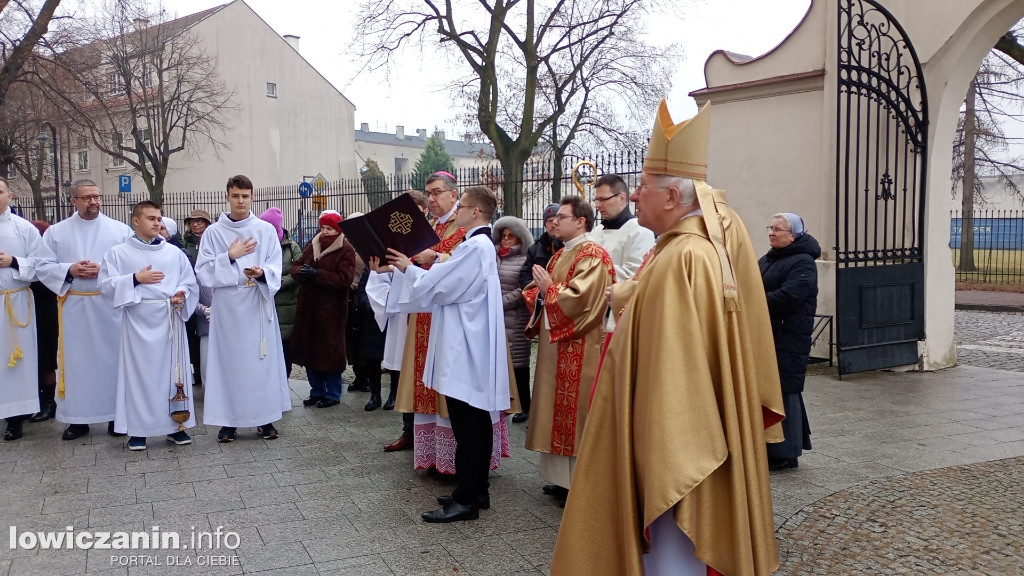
[653,174,697,206]
[70,179,98,197]
[424,173,457,192]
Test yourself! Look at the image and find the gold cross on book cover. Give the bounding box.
[337,193,441,263]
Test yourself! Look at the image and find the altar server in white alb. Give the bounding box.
[590,173,655,331]
[100,201,198,451]
[382,185,512,523]
[39,179,131,441]
[196,175,290,443]
[0,177,57,441]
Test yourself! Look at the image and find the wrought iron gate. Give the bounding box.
[835,0,928,374]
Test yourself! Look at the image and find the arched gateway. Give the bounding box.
[690,0,1024,373]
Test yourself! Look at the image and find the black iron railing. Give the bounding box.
[950,209,1024,285]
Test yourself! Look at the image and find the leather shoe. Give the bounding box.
[302,396,325,407]
[383,435,412,452]
[511,412,529,424]
[542,484,568,497]
[30,403,56,423]
[364,395,382,411]
[4,421,24,441]
[61,424,89,441]
[315,398,340,408]
[768,457,799,472]
[437,494,490,510]
[421,501,479,523]
[382,395,396,411]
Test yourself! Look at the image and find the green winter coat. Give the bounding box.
[276,232,302,342]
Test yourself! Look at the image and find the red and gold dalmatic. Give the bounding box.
[523,237,614,488]
[395,218,514,473]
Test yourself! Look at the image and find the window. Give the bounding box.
[76,136,89,171]
[107,71,125,95]
[395,157,408,175]
[142,63,156,89]
[266,82,277,98]
[110,132,125,167]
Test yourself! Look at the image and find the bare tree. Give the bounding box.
[953,26,1024,271]
[0,78,66,219]
[0,0,63,114]
[354,0,672,216]
[38,0,235,203]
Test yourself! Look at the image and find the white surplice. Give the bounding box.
[39,212,131,424]
[196,213,290,428]
[0,208,57,419]
[366,271,409,371]
[99,237,198,436]
[591,217,655,331]
[387,228,511,413]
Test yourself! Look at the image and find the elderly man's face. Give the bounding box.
[632,172,669,233]
[426,183,457,218]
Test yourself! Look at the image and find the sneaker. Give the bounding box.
[256,423,278,440]
[127,437,147,451]
[217,427,237,443]
[167,431,192,445]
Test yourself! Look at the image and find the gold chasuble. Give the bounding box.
[551,98,785,576]
[523,238,614,484]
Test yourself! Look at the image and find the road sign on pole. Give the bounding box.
[118,175,132,194]
[311,173,328,191]
[298,181,313,198]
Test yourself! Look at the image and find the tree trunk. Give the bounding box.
[32,187,48,221]
[961,77,977,272]
[500,153,529,218]
[551,147,565,203]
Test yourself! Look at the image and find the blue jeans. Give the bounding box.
[307,369,343,401]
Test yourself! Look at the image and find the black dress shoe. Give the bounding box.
[302,396,325,407]
[108,421,126,437]
[768,457,799,472]
[542,484,568,497]
[421,501,479,523]
[511,412,529,424]
[347,379,369,392]
[4,421,24,441]
[29,403,56,423]
[436,494,490,510]
[315,398,340,408]
[61,424,90,441]
[217,427,237,443]
[382,395,396,411]
[364,395,382,411]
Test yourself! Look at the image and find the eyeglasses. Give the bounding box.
[426,188,450,198]
[455,203,478,211]
[554,213,578,221]
[766,226,790,233]
[594,192,622,203]
[73,194,101,202]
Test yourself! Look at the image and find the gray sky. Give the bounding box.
[160,0,812,138]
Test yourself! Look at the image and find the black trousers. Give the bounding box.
[392,370,413,438]
[445,396,493,506]
[513,366,531,414]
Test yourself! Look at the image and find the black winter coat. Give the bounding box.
[758,233,820,394]
[519,232,563,289]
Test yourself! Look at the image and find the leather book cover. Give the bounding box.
[338,193,440,262]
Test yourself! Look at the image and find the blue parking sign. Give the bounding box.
[118,175,132,194]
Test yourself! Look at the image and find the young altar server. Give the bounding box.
[196,175,290,442]
[99,201,198,450]
[381,185,512,523]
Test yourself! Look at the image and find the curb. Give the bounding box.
[955,303,1024,313]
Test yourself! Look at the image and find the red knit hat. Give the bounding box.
[318,210,343,232]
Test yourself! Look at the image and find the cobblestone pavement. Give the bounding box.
[776,456,1024,574]
[2,363,1024,575]
[954,310,1024,372]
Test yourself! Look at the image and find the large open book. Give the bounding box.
[338,193,440,262]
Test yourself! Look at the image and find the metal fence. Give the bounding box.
[950,209,1024,285]
[12,150,646,247]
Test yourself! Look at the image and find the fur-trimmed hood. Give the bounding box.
[492,216,535,249]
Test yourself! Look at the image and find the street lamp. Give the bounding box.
[36,122,62,221]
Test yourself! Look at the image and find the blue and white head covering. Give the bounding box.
[773,212,805,238]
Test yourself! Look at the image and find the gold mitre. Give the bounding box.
[642,100,710,179]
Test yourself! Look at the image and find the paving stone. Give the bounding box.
[315,554,395,576]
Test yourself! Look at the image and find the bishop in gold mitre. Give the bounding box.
[550,100,786,576]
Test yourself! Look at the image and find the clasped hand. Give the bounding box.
[70,260,100,279]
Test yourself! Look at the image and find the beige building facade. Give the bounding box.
[10,0,356,203]
[690,0,1024,371]
[354,124,495,178]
